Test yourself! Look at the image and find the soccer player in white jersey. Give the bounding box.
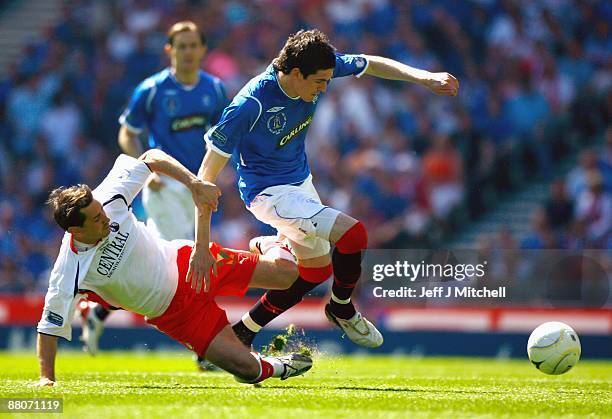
[81,21,228,357]
[189,29,459,348]
[36,149,311,386]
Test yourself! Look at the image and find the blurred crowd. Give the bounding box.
[0,0,610,293]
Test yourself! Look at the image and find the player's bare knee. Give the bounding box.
[274,258,298,289]
[335,220,368,253]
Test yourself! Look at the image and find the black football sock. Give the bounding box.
[329,247,361,319]
[241,277,319,339]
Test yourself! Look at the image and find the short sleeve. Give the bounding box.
[204,96,262,158]
[333,53,369,79]
[37,247,80,341]
[93,155,152,205]
[118,79,156,133]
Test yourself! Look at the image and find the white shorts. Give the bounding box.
[248,175,340,260]
[142,175,195,240]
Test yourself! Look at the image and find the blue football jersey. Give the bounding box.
[120,68,227,174]
[205,53,368,205]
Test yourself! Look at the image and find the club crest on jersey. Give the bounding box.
[109,222,119,232]
[163,96,181,116]
[277,115,313,149]
[267,112,287,135]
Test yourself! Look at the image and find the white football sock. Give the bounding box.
[331,292,351,304]
[241,313,263,333]
[260,355,285,377]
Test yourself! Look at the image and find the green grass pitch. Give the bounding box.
[1,352,610,418]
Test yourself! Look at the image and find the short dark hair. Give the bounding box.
[272,29,336,77]
[166,21,207,47]
[47,185,93,231]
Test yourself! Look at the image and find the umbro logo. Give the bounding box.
[266,107,285,113]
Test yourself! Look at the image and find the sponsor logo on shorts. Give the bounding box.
[171,114,207,132]
[46,311,63,326]
[355,56,366,68]
[277,115,313,149]
[267,112,287,134]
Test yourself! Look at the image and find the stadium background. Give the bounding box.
[0,0,610,358]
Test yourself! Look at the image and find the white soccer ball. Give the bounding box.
[527,321,581,375]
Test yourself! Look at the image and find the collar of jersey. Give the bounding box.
[271,67,300,101]
[70,234,105,254]
[169,68,200,91]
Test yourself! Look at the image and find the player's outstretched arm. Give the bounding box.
[363,55,459,96]
[187,149,231,293]
[139,149,221,211]
[36,333,58,386]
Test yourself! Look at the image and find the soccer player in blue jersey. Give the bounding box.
[80,21,227,356]
[188,29,459,348]
[118,20,227,240]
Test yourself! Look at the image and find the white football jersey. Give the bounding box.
[37,155,190,340]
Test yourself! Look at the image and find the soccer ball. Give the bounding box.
[527,322,581,375]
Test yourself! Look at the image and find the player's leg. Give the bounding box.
[326,213,366,318]
[232,181,337,346]
[247,251,298,290]
[233,179,382,347]
[232,241,332,347]
[185,247,309,381]
[205,324,312,383]
[324,212,383,348]
[224,247,299,345]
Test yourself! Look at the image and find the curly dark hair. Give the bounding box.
[47,184,93,231]
[272,29,336,77]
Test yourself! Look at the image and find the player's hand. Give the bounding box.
[35,377,55,387]
[424,72,459,96]
[190,180,221,212]
[186,245,216,294]
[146,173,165,192]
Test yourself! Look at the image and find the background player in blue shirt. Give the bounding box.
[118,21,226,240]
[80,21,226,356]
[189,30,459,348]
